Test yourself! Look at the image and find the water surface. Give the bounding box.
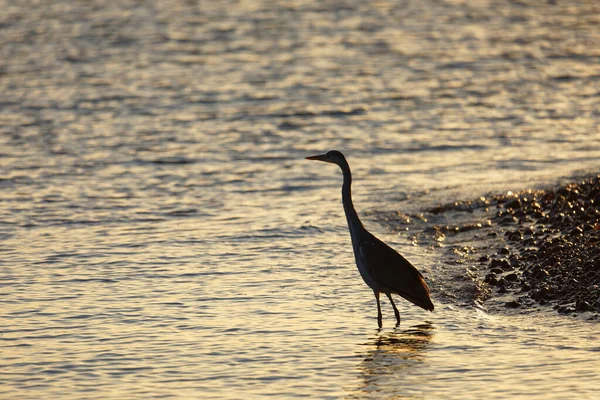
[1,0,600,398]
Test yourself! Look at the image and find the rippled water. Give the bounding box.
[2,0,600,398]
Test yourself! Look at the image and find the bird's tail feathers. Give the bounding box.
[397,276,434,312]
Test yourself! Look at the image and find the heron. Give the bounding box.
[306,150,434,328]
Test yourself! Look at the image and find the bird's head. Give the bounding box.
[305,150,347,166]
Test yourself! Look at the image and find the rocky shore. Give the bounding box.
[480,177,600,316]
[378,175,600,319]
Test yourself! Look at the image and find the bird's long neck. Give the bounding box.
[340,161,364,239]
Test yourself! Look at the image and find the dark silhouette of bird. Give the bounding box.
[306,150,434,328]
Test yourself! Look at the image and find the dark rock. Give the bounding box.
[505,198,521,210]
[506,231,522,241]
[532,268,550,281]
[505,300,520,308]
[484,274,498,286]
[505,273,519,282]
[576,299,591,311]
[490,259,511,270]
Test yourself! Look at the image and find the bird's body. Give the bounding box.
[306,150,434,328]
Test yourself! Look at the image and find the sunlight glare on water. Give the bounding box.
[1,0,600,398]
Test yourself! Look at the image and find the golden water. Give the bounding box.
[1,0,600,398]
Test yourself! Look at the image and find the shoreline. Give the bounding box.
[376,174,600,320]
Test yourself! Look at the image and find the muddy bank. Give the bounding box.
[376,175,600,320]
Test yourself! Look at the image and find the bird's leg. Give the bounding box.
[385,293,401,326]
[374,291,382,328]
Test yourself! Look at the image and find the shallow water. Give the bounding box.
[1,0,600,398]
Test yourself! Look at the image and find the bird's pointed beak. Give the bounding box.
[305,154,334,163]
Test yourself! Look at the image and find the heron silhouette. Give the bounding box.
[306,150,434,328]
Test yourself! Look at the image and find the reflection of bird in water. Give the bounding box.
[357,323,434,397]
[370,323,434,350]
[306,150,434,327]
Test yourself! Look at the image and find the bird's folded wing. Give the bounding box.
[359,237,433,310]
